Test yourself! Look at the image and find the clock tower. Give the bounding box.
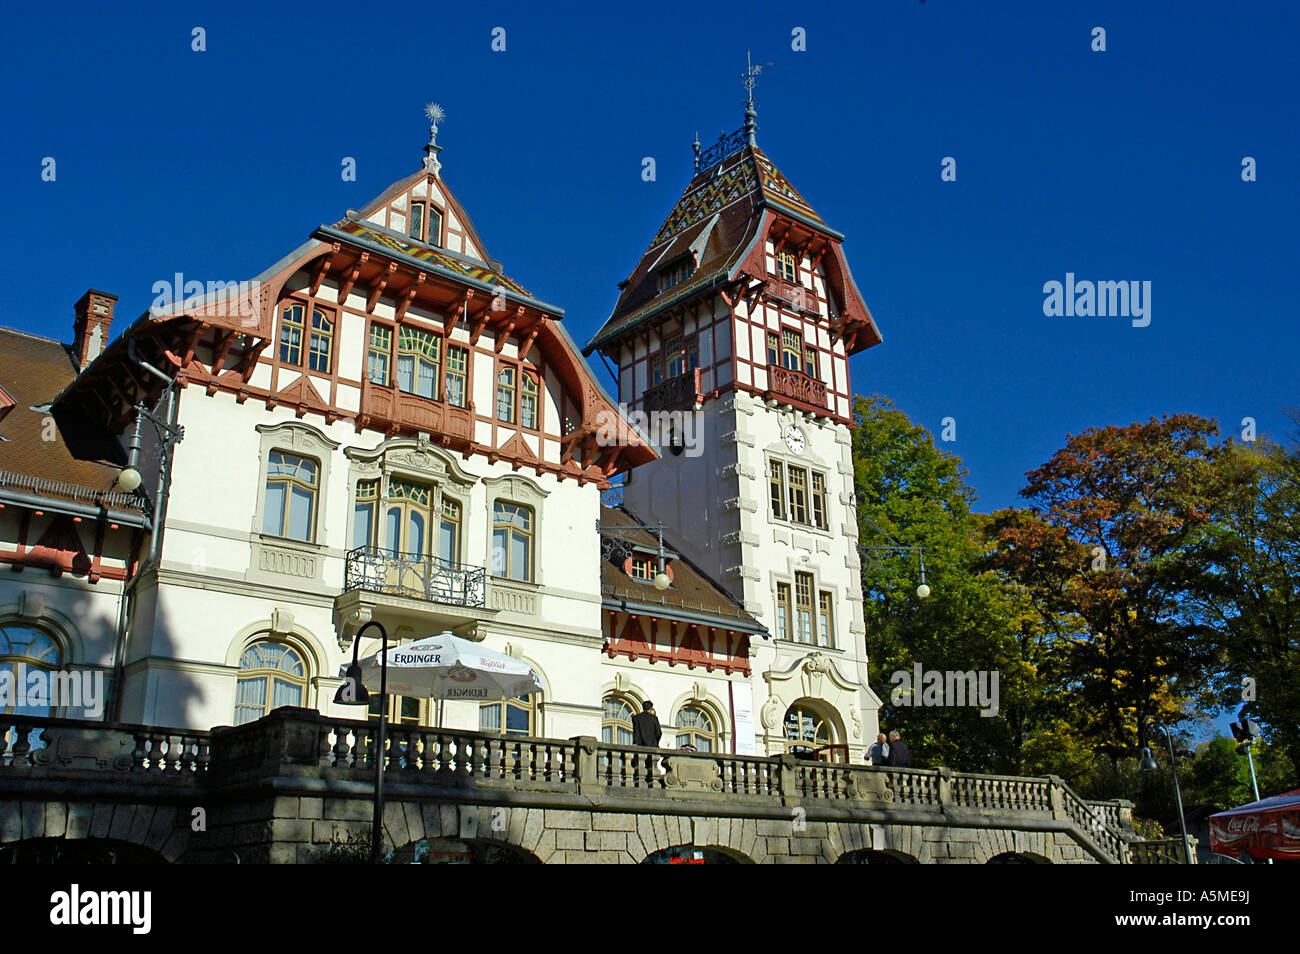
[585,82,885,758]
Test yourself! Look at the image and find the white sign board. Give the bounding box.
[731,682,756,756]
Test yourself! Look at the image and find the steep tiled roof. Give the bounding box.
[599,504,766,634]
[0,328,142,512]
[585,142,836,354]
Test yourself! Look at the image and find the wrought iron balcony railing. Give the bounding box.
[343,546,487,609]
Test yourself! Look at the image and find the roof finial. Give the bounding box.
[424,102,446,175]
[692,131,702,173]
[740,51,770,147]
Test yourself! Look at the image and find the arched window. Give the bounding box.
[674,706,717,752]
[0,626,61,716]
[235,641,307,726]
[492,502,533,582]
[783,703,833,755]
[480,695,533,737]
[602,696,637,745]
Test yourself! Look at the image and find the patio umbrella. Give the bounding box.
[341,631,543,704]
[1208,788,1300,861]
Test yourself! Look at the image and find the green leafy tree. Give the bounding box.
[1189,430,1300,772]
[852,396,1071,773]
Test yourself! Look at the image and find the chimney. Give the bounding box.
[73,289,117,371]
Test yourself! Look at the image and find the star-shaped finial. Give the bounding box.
[425,102,446,125]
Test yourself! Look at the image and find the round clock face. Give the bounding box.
[784,425,806,454]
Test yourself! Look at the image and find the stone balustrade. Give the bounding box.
[1,709,1143,864]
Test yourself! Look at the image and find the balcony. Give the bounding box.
[359,377,474,443]
[765,364,827,410]
[334,545,497,643]
[643,368,702,414]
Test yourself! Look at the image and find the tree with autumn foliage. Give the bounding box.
[985,414,1228,768]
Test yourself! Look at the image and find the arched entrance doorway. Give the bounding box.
[836,848,918,864]
[782,701,845,762]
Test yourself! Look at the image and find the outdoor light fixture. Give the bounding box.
[1141,719,1194,864]
[334,619,391,865]
[1230,711,1264,802]
[597,520,674,592]
[860,528,931,600]
[115,467,142,493]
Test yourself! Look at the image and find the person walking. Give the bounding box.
[631,701,662,748]
[868,732,890,766]
[887,730,911,767]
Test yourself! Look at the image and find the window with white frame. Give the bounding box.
[262,450,319,542]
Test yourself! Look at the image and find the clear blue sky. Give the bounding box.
[1,0,1295,512]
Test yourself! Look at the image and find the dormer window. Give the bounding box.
[407,200,444,247]
[656,259,693,294]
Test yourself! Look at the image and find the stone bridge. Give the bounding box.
[0,708,1143,864]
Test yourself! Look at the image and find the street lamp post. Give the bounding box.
[1140,719,1194,864]
[333,620,391,865]
[859,544,930,599]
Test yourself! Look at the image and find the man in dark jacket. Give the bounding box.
[631,701,662,748]
[887,730,911,767]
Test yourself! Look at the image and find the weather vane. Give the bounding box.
[741,51,772,146]
[424,102,446,175]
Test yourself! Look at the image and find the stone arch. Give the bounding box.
[0,799,192,862]
[383,802,551,864]
[835,847,920,864]
[971,828,1062,864]
[987,851,1052,864]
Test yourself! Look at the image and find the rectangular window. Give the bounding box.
[776,583,792,642]
[438,496,461,563]
[279,304,304,366]
[818,591,834,648]
[520,373,539,429]
[795,572,815,644]
[769,460,786,520]
[492,501,533,582]
[686,336,699,372]
[782,329,803,372]
[397,327,440,399]
[410,203,425,241]
[353,479,378,549]
[445,345,468,407]
[428,208,443,247]
[649,350,664,387]
[308,308,333,373]
[496,366,516,423]
[767,332,780,367]
[811,472,827,530]
[805,347,818,380]
[665,334,685,379]
[778,250,798,284]
[788,466,808,525]
[263,450,318,542]
[367,324,391,386]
